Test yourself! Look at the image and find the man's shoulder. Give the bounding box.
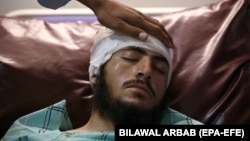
[18,99,73,130]
[160,107,204,125]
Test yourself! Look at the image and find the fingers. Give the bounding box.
[129,18,173,48]
[137,14,174,48]
[107,18,173,49]
[117,9,174,48]
[101,17,147,40]
[94,0,174,48]
[145,16,173,44]
[144,19,174,48]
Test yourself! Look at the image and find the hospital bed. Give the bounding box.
[0,0,249,138]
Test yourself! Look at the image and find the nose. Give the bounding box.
[135,58,152,80]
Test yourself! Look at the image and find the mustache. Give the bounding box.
[123,79,155,97]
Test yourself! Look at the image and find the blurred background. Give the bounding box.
[1,0,220,16]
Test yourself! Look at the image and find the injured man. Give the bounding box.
[2,27,203,141]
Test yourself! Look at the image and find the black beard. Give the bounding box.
[91,65,166,125]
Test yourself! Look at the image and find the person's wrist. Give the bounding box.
[77,0,103,12]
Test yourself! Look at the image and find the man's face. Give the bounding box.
[103,46,169,111]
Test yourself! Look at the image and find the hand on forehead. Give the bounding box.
[89,27,173,86]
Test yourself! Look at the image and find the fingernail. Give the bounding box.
[139,32,148,40]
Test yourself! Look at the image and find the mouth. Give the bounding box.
[126,83,154,98]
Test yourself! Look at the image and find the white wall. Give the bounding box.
[1,0,221,15]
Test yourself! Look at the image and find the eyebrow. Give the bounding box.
[124,46,168,64]
[123,46,146,54]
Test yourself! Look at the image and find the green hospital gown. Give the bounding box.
[1,100,203,141]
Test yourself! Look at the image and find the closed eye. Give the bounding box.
[122,57,139,62]
[155,67,167,74]
[153,57,168,75]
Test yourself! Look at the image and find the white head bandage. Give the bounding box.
[89,27,173,87]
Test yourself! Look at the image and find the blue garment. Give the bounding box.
[37,0,71,9]
[1,100,203,141]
